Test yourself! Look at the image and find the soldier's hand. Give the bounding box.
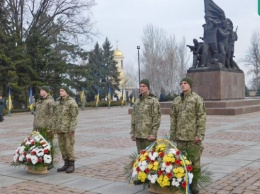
[69,131,75,136]
[131,135,136,141]
[194,136,201,143]
[148,135,155,141]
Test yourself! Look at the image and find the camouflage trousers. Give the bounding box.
[176,141,204,191]
[57,132,75,161]
[136,138,155,154]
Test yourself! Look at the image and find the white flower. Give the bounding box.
[168,148,177,155]
[138,161,148,171]
[188,172,194,184]
[36,148,44,157]
[148,174,158,184]
[43,155,52,164]
[165,164,173,173]
[29,145,36,151]
[148,152,158,160]
[161,163,166,170]
[171,178,180,187]
[13,154,19,162]
[42,144,50,150]
[18,155,25,162]
[34,136,41,142]
[31,155,38,165]
[19,146,25,154]
[132,169,138,178]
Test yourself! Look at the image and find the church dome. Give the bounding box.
[114,48,124,57]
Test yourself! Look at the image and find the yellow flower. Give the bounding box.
[148,161,159,171]
[155,144,166,152]
[162,176,170,187]
[139,153,148,161]
[152,161,159,171]
[138,171,147,182]
[157,175,164,187]
[173,167,185,178]
[163,154,175,163]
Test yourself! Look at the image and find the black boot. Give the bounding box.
[66,160,75,173]
[57,160,69,172]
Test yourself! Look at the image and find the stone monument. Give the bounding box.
[185,0,260,115]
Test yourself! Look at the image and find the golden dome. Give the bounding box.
[114,48,124,57]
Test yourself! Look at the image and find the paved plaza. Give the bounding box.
[0,106,260,194]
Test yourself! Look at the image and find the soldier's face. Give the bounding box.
[180,81,191,93]
[140,84,149,95]
[40,89,48,97]
[60,89,68,97]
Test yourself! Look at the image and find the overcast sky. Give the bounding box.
[90,0,259,85]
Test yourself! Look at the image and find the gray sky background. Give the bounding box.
[90,0,259,85]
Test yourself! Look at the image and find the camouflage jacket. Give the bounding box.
[170,90,206,141]
[33,95,56,131]
[53,96,78,133]
[130,93,161,139]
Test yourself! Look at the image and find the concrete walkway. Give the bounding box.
[0,106,259,194]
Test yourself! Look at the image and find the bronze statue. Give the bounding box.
[188,0,242,72]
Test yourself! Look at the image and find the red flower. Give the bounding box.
[158,170,164,175]
[146,155,150,161]
[23,152,27,156]
[31,151,36,155]
[181,181,187,188]
[145,168,150,173]
[187,165,193,172]
[166,172,173,179]
[151,160,155,164]
[38,158,43,163]
[176,150,180,155]
[44,149,49,154]
[41,141,46,145]
[159,152,164,157]
[27,158,31,163]
[27,137,31,141]
[166,162,171,166]
[31,141,35,145]
[175,159,181,165]
[136,167,140,172]
[140,150,146,155]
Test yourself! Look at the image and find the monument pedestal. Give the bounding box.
[187,69,245,100]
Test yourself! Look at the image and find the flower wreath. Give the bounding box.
[12,131,52,169]
[129,139,194,194]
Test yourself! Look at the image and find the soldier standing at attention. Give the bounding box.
[55,86,78,173]
[170,77,206,194]
[130,79,161,154]
[33,86,56,170]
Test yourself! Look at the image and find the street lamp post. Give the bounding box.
[137,46,140,84]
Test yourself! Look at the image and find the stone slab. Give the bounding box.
[187,70,245,100]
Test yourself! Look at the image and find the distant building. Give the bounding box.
[113,46,135,101]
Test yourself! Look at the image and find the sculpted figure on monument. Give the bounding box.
[225,19,241,70]
[187,38,203,69]
[201,16,220,67]
[217,19,230,67]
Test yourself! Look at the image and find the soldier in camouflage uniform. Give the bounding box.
[130,79,161,154]
[33,86,56,169]
[54,86,78,173]
[170,77,206,194]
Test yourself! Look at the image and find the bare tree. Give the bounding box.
[6,0,96,44]
[243,30,260,89]
[141,24,189,96]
